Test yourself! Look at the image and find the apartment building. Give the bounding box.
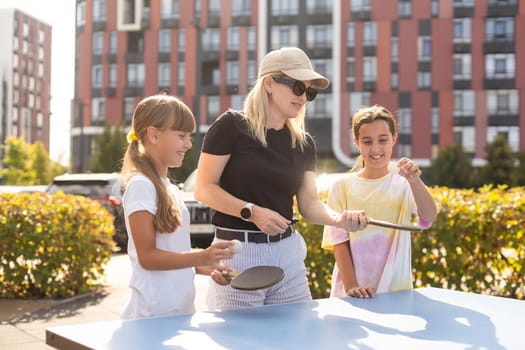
[0,8,52,158]
[72,0,525,172]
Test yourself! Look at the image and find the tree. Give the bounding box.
[428,143,475,188]
[88,124,128,173]
[516,150,525,186]
[480,134,516,187]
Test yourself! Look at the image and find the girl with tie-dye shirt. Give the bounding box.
[322,105,437,299]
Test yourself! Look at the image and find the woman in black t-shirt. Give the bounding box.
[194,47,367,311]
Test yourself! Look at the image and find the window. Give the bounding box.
[207,96,220,123]
[487,90,518,115]
[202,28,220,51]
[270,25,299,49]
[398,0,412,18]
[418,36,432,61]
[346,58,355,83]
[453,18,471,43]
[209,0,221,16]
[391,37,399,62]
[161,0,179,19]
[363,56,376,82]
[232,0,250,16]
[39,28,45,44]
[485,54,515,78]
[487,127,519,152]
[158,63,170,87]
[306,25,332,49]
[127,63,144,87]
[92,64,103,88]
[109,31,117,53]
[247,27,256,50]
[227,27,240,51]
[453,90,475,116]
[453,0,474,7]
[391,72,399,89]
[431,0,439,17]
[247,59,257,83]
[92,98,105,122]
[312,59,332,83]
[418,72,432,89]
[453,54,471,79]
[93,0,107,21]
[306,0,331,14]
[271,0,299,15]
[307,94,332,119]
[347,23,355,48]
[351,0,371,11]
[363,22,376,46]
[349,92,371,115]
[230,94,246,110]
[227,61,239,85]
[178,29,185,53]
[485,17,514,41]
[124,97,135,122]
[92,32,104,55]
[431,107,440,134]
[109,64,117,87]
[77,1,86,27]
[178,62,185,86]
[159,29,171,53]
[398,108,412,134]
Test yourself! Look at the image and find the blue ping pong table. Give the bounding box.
[46,287,525,349]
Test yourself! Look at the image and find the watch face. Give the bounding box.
[241,207,251,219]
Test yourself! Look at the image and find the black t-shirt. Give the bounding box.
[201,110,317,230]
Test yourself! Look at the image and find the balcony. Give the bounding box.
[483,77,515,89]
[487,0,518,16]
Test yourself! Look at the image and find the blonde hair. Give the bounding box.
[351,105,397,171]
[243,73,308,150]
[121,94,196,233]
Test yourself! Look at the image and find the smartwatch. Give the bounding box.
[240,202,254,221]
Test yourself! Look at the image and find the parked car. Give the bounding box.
[46,173,128,252]
[181,170,215,248]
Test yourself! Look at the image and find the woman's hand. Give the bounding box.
[335,210,367,232]
[250,205,291,236]
[346,286,376,298]
[211,263,235,286]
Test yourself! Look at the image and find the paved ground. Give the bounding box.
[0,253,210,350]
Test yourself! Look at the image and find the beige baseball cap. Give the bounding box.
[258,47,330,89]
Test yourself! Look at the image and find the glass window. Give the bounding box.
[109,31,117,53]
[92,32,104,55]
[77,1,86,27]
[230,94,246,110]
[431,107,440,134]
[391,37,399,62]
[227,61,239,85]
[159,29,171,53]
[398,0,412,17]
[92,65,103,88]
[418,72,432,88]
[453,0,474,7]
[453,18,471,43]
[209,0,221,16]
[312,58,332,82]
[453,54,471,79]
[207,96,220,122]
[124,97,135,122]
[178,62,185,86]
[127,63,145,87]
[487,90,519,115]
[363,22,376,46]
[351,0,371,11]
[485,17,514,41]
[391,72,399,89]
[431,0,439,17]
[418,36,432,61]
[398,108,412,134]
[109,64,117,87]
[161,0,179,19]
[178,29,185,53]
[93,0,106,21]
[306,0,331,14]
[307,25,332,49]
[158,63,170,87]
[363,56,376,82]
[247,59,257,83]
[232,0,251,16]
[270,25,299,50]
[271,0,299,15]
[453,90,475,116]
[91,98,105,122]
[202,28,220,51]
[347,23,355,48]
[485,54,515,78]
[308,94,332,119]
[487,127,519,152]
[227,27,240,51]
[247,27,256,50]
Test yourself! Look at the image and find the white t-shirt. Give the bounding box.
[322,172,417,297]
[121,174,195,319]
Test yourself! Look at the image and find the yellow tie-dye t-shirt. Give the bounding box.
[322,172,416,297]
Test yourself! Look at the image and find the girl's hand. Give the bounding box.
[346,286,376,298]
[336,210,367,232]
[204,241,235,266]
[397,158,422,183]
[211,263,235,286]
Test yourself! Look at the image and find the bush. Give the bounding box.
[300,186,525,300]
[0,192,115,299]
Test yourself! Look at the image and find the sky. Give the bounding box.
[0,0,75,165]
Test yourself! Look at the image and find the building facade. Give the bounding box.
[0,8,52,159]
[72,0,525,172]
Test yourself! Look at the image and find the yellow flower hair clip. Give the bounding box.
[127,129,139,143]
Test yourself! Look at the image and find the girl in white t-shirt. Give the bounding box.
[322,105,438,299]
[120,93,235,319]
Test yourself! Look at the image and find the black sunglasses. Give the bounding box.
[272,77,318,101]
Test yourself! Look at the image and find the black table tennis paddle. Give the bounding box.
[228,266,284,291]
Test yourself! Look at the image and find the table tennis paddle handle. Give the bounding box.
[367,218,423,231]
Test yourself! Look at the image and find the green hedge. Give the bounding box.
[0,192,115,299]
[299,186,525,300]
